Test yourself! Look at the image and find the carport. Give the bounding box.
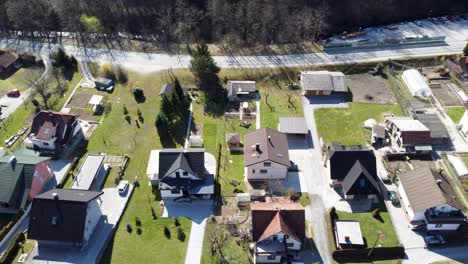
[278,117,308,138]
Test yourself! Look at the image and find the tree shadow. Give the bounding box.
[156,109,192,148]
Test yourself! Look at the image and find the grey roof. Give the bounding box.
[399,167,463,212]
[227,81,256,97]
[160,83,172,96]
[244,128,290,167]
[71,154,105,190]
[342,161,380,195]
[279,117,308,134]
[372,125,386,138]
[300,71,347,92]
[34,188,103,203]
[226,133,241,144]
[335,220,364,246]
[414,113,450,139]
[158,148,205,183]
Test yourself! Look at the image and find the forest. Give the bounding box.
[0,0,466,45]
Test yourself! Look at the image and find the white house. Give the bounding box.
[244,128,290,181]
[251,198,305,264]
[150,148,215,201]
[398,167,466,231]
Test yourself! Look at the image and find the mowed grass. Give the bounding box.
[0,66,43,91]
[446,106,465,124]
[315,103,402,146]
[336,207,400,247]
[201,220,252,264]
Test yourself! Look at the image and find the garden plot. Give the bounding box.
[65,88,108,121]
[347,73,396,104]
[430,81,463,107]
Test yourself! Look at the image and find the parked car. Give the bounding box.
[424,235,446,246]
[117,180,129,194]
[389,191,400,206]
[7,89,20,97]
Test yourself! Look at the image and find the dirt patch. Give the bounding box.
[66,91,94,108]
[347,74,396,104]
[430,81,462,107]
[385,157,436,176]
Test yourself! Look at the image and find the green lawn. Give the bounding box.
[315,103,402,146]
[0,67,43,91]
[335,207,400,248]
[297,192,311,207]
[12,239,36,263]
[201,220,252,264]
[446,106,465,124]
[260,86,303,129]
[220,152,246,196]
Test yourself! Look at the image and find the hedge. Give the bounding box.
[0,210,24,242]
[0,232,25,264]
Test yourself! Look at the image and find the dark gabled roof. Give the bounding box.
[34,189,103,202]
[0,154,50,209]
[158,148,205,180]
[250,201,305,242]
[244,128,290,167]
[28,189,103,244]
[30,111,78,144]
[0,52,18,69]
[327,142,376,181]
[226,133,241,144]
[227,81,256,97]
[342,161,380,196]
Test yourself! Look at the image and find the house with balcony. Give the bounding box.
[250,197,305,263]
[385,116,432,153]
[398,167,466,231]
[28,189,103,247]
[24,111,81,152]
[244,128,290,182]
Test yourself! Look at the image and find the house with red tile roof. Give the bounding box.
[24,111,81,152]
[250,198,305,263]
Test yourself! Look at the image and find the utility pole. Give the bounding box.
[368,231,384,257]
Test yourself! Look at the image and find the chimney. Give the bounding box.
[436,179,442,185]
[9,156,16,169]
[268,136,271,143]
[52,192,59,200]
[345,236,350,241]
[439,168,444,174]
[255,143,260,153]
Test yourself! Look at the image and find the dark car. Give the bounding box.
[389,191,400,206]
[7,89,20,97]
[424,235,446,246]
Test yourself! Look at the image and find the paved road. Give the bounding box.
[0,33,466,74]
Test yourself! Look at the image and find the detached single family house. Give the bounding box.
[146,149,214,201]
[398,167,466,231]
[300,71,347,96]
[0,52,19,73]
[446,57,468,81]
[25,111,81,152]
[326,143,380,201]
[227,81,258,102]
[244,128,290,181]
[28,189,103,248]
[251,198,305,263]
[0,151,54,213]
[385,116,432,152]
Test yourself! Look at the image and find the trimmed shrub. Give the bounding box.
[174,218,180,227]
[164,226,171,239]
[177,227,186,242]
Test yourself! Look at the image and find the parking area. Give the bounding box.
[347,73,396,104]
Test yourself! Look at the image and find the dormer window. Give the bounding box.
[51,216,58,225]
[183,171,188,176]
[176,172,180,178]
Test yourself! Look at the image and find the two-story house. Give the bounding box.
[0,150,54,213]
[244,128,290,182]
[385,116,432,152]
[148,148,214,201]
[28,189,103,247]
[251,198,305,263]
[25,111,81,152]
[398,167,466,231]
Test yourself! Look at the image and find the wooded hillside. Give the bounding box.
[0,0,466,44]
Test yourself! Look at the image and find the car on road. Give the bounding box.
[7,89,20,97]
[424,235,446,246]
[117,180,129,195]
[389,191,400,206]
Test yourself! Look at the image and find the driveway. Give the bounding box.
[0,89,31,121]
[27,186,134,264]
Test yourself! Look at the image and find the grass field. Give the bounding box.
[201,220,252,264]
[315,103,402,146]
[446,106,465,124]
[335,206,400,247]
[0,67,43,91]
